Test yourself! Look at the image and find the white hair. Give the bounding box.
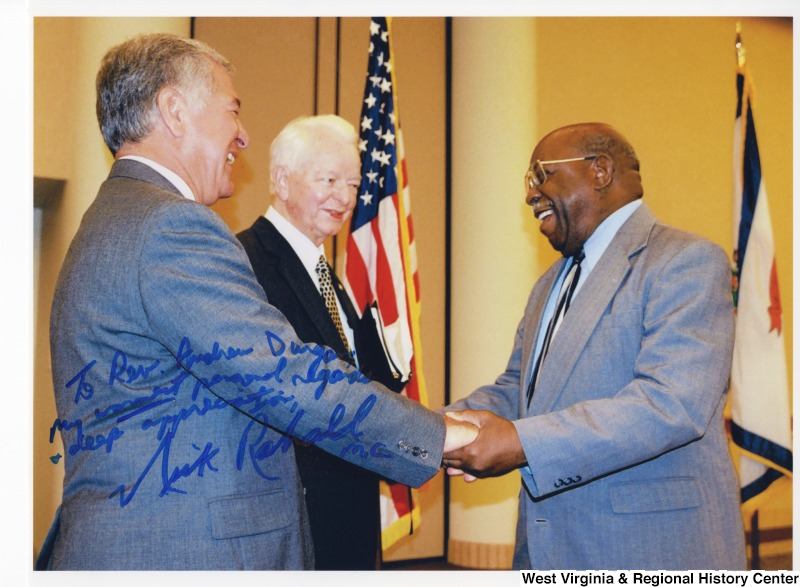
[269,115,359,193]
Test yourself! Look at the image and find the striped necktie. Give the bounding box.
[315,255,351,355]
[526,249,585,408]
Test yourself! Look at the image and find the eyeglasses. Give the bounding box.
[525,155,597,191]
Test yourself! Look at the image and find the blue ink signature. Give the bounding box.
[176,337,253,369]
[67,360,96,404]
[50,417,124,456]
[265,331,370,399]
[110,385,298,505]
[237,394,391,481]
[301,394,391,459]
[52,333,392,508]
[109,425,220,506]
[237,411,300,480]
[109,351,160,387]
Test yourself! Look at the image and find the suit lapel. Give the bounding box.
[529,203,655,414]
[251,219,350,357]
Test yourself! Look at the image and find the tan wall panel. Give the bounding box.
[194,17,317,232]
[449,17,539,564]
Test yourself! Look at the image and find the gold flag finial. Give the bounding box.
[735,22,747,68]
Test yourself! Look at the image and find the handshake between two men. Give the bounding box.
[442,410,524,482]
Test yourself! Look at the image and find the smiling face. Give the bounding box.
[275,130,361,247]
[180,62,249,206]
[525,130,607,258]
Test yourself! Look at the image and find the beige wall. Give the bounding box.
[32,15,792,568]
[534,18,793,344]
[448,17,538,568]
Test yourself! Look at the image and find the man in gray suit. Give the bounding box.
[443,123,747,570]
[38,33,476,570]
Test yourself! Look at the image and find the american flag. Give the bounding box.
[729,27,792,515]
[342,16,427,551]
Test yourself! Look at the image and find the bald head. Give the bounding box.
[544,123,643,203]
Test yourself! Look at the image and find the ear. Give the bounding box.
[155,87,187,138]
[592,154,614,191]
[272,166,291,202]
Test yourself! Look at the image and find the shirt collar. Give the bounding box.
[265,206,326,278]
[581,199,642,270]
[118,155,196,201]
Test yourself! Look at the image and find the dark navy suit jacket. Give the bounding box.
[237,216,405,569]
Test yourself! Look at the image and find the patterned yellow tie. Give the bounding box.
[315,255,351,354]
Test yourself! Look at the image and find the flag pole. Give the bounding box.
[734,21,760,571]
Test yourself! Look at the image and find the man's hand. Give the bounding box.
[443,414,479,454]
[442,410,526,480]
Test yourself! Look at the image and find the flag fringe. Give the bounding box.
[739,474,792,519]
[730,443,793,480]
[380,488,423,551]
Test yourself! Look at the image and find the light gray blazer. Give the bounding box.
[41,160,444,570]
[448,203,746,570]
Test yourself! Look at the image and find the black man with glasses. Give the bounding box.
[442,123,746,570]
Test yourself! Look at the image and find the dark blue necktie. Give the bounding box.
[526,249,585,408]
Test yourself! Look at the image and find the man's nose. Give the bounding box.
[333,181,356,203]
[236,121,250,149]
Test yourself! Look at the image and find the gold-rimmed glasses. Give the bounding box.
[525,155,597,191]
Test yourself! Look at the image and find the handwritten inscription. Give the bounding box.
[50,332,391,507]
[67,360,96,404]
[109,351,160,387]
[176,337,254,369]
[50,417,124,456]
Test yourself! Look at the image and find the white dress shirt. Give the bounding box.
[264,206,357,355]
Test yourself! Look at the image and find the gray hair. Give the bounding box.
[269,115,359,193]
[96,33,234,155]
[579,129,640,172]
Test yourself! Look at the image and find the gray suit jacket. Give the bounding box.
[448,203,746,570]
[41,160,444,570]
